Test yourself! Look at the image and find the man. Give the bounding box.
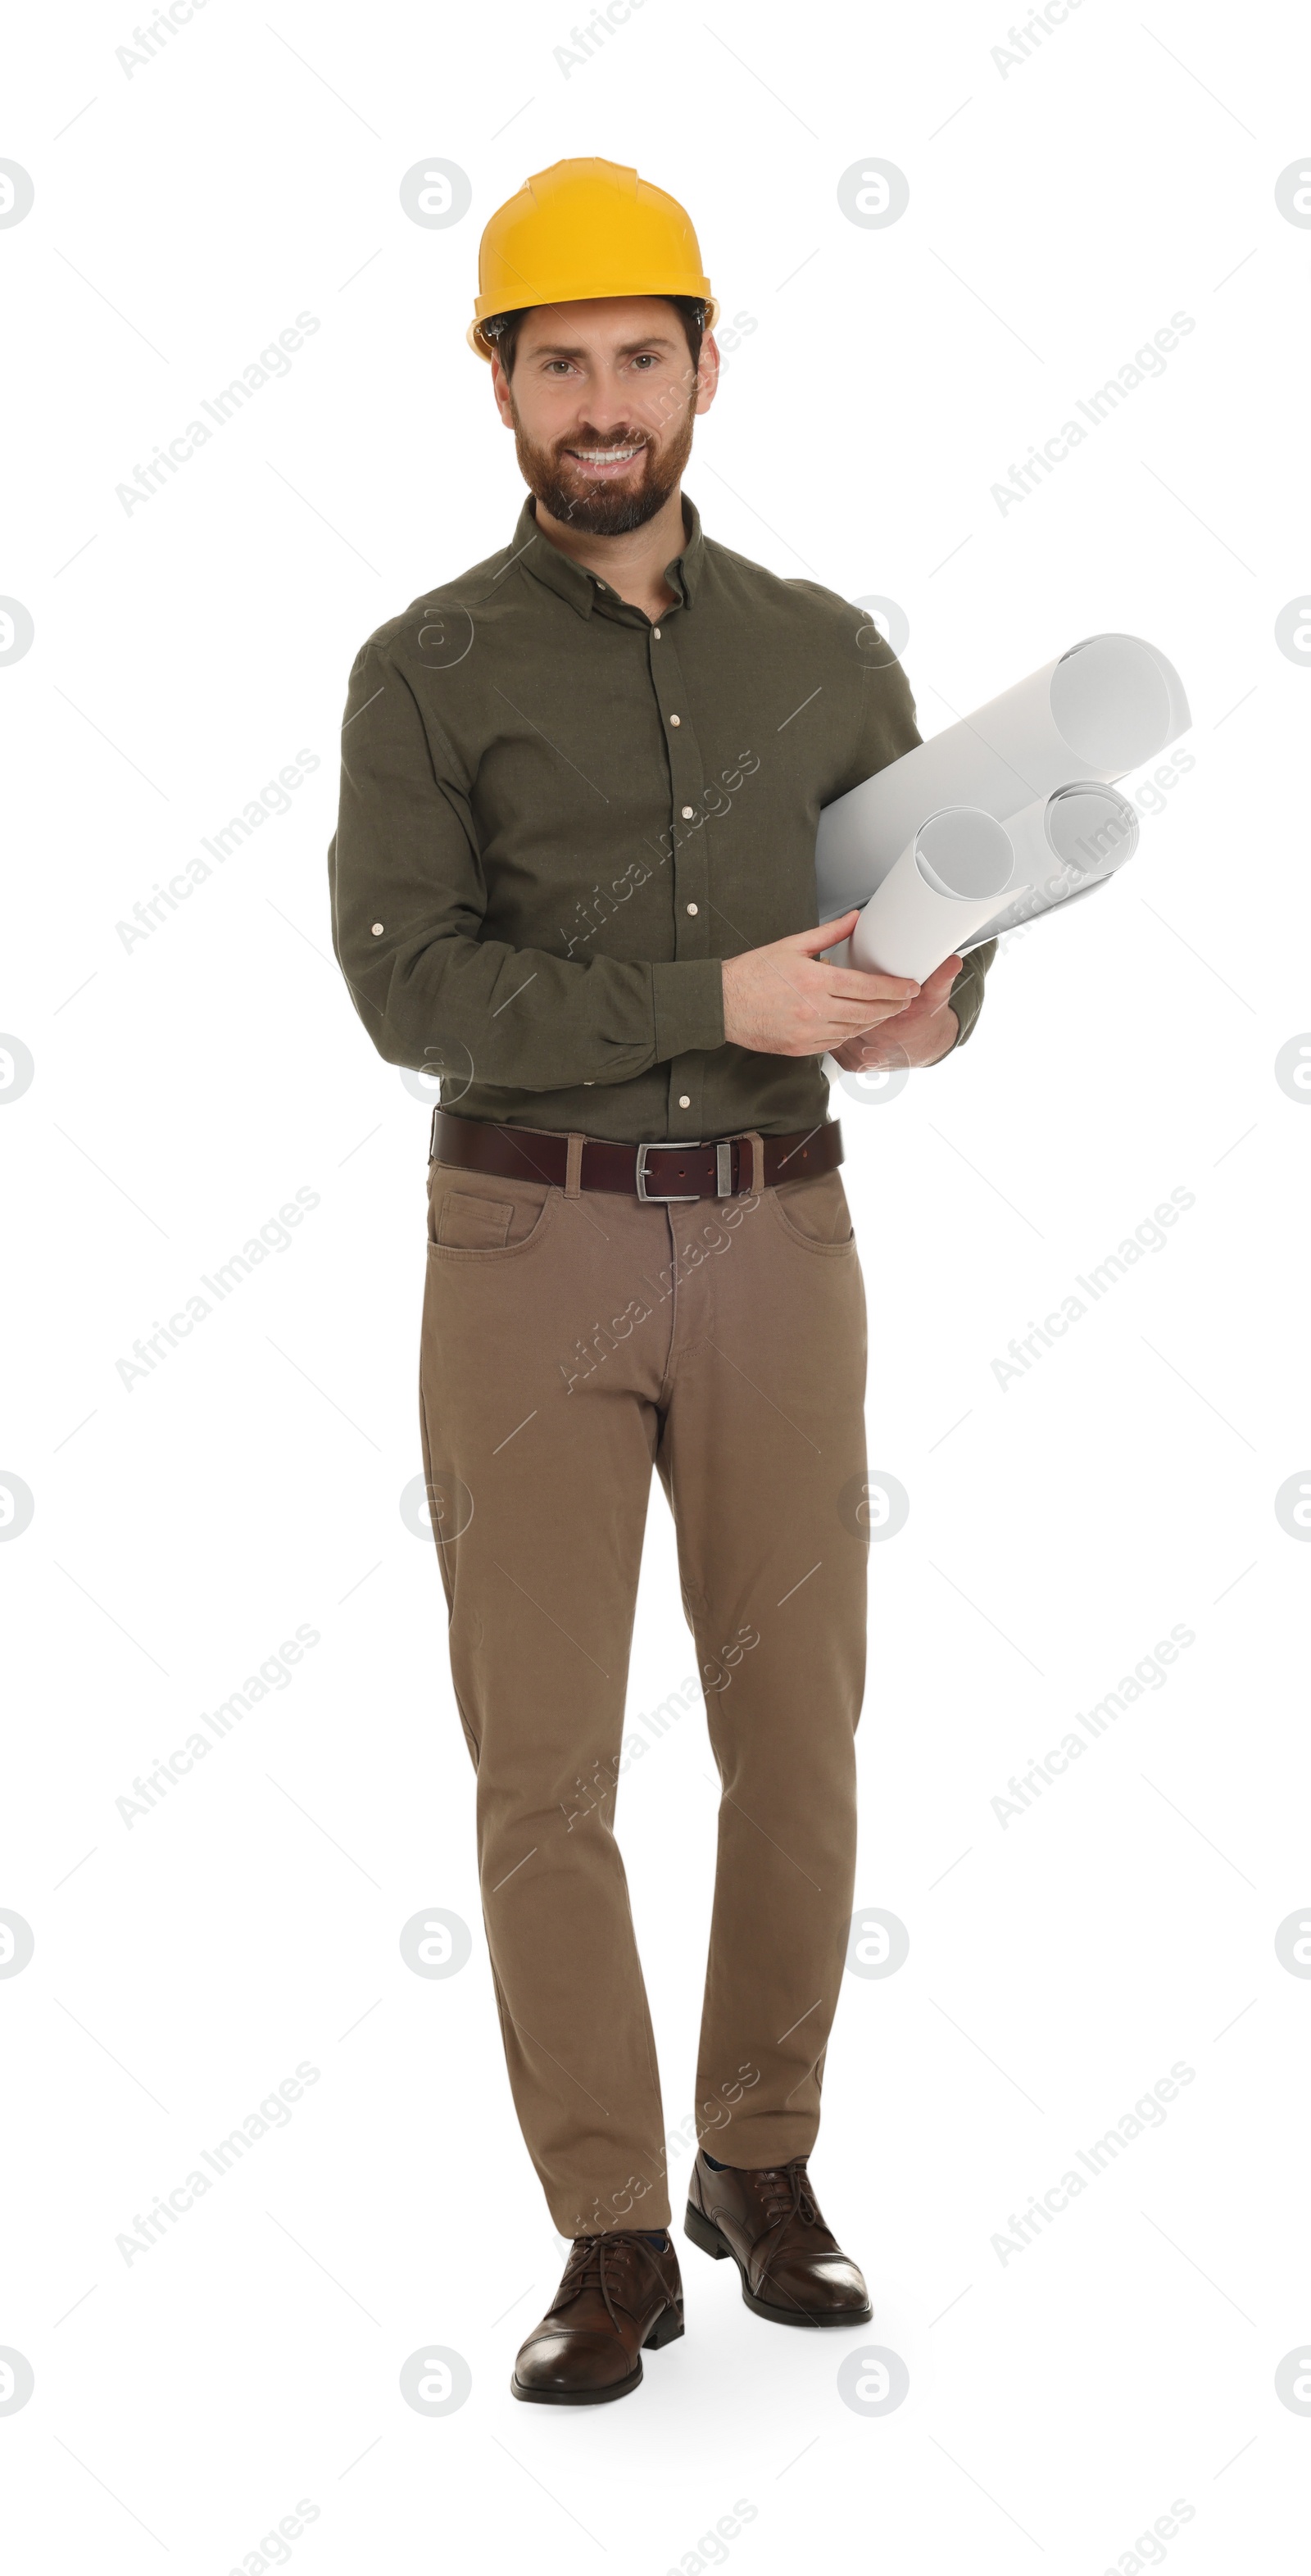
[329,157,994,2406]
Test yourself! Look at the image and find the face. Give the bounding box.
[491,297,719,534]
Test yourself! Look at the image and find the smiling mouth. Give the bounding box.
[565,443,645,473]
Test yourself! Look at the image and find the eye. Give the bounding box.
[630,352,658,370]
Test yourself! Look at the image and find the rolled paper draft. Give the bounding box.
[815,633,1187,914]
[958,782,1141,947]
[848,805,1023,982]
[957,873,1113,956]
[1007,778,1140,885]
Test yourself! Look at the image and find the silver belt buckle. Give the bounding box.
[635,1138,706,1203]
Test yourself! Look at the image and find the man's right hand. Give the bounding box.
[721,911,919,1058]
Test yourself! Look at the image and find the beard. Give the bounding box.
[510,397,696,536]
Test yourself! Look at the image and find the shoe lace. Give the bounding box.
[560,2234,666,2331]
[755,2160,820,2231]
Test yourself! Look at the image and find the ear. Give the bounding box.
[693,333,721,416]
[489,352,515,428]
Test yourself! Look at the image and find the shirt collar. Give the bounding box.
[510,493,705,620]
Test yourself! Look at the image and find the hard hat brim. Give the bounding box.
[469,290,721,361]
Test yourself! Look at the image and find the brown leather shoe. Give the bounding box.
[685,2152,873,2327]
[511,2233,684,2405]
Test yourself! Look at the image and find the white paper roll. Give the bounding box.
[815,632,1187,914]
[848,807,1023,982]
[962,782,1140,946]
[956,872,1114,956]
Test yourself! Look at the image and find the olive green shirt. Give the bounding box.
[328,494,993,1141]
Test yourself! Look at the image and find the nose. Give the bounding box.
[570,397,635,438]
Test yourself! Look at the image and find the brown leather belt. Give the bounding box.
[431,1110,843,1201]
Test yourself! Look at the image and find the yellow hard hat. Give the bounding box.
[468,156,719,357]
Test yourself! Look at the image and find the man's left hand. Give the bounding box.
[829,952,963,1072]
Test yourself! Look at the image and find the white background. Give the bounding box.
[3,0,1310,2567]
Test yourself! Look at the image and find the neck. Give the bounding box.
[531,486,687,619]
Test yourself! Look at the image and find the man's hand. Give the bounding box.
[722,911,921,1058]
[829,950,963,1072]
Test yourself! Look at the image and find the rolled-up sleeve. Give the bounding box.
[328,643,725,1091]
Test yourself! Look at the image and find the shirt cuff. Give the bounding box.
[651,958,726,1063]
[943,947,991,1054]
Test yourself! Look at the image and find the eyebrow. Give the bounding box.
[526,334,682,359]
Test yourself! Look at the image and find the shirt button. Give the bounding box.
[669,713,681,726]
[371,922,383,935]
[678,1095,691,1109]
[652,626,661,639]
[686,902,698,915]
[681,805,694,819]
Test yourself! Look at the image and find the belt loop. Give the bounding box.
[429,1106,438,1164]
[564,1132,585,1198]
[744,1129,764,1195]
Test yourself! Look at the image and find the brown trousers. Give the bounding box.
[418,1140,869,2236]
